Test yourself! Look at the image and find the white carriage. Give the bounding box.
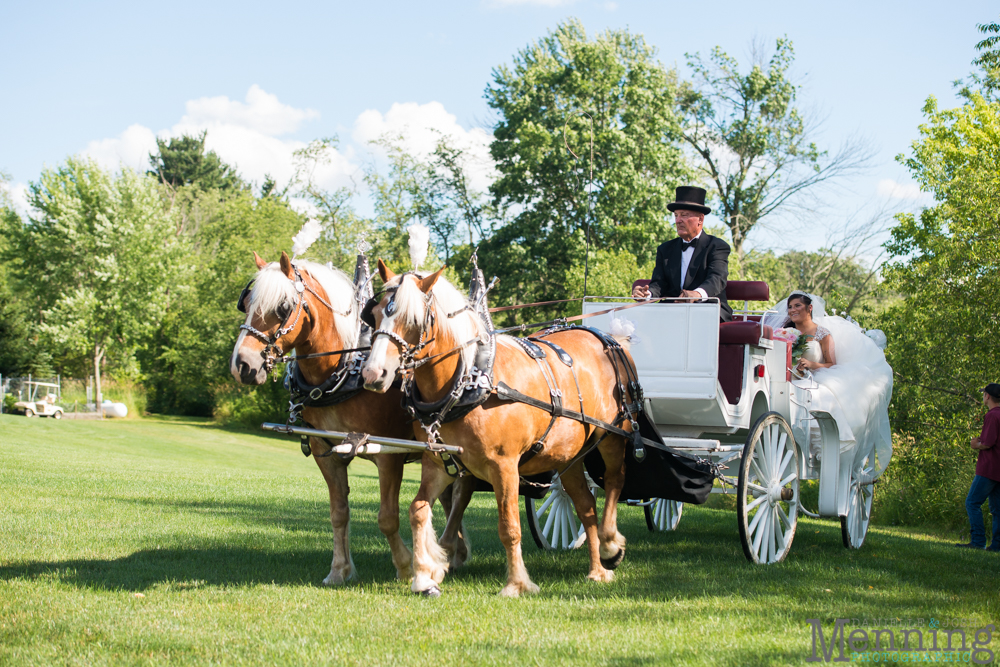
[524,280,879,564]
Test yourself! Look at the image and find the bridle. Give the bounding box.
[238,264,351,372]
[369,278,439,370]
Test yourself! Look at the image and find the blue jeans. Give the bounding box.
[965,475,1000,549]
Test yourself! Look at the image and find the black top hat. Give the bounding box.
[667,186,711,215]
[984,383,1000,400]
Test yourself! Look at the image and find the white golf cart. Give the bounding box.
[14,381,64,419]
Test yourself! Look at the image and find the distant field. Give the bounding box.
[0,415,996,666]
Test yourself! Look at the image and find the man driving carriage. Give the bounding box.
[631,186,732,322]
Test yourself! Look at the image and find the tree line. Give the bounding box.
[3,19,997,533]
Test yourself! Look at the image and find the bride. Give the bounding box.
[763,292,894,478]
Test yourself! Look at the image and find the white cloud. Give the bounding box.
[83,124,158,173]
[1,180,31,215]
[80,90,496,207]
[82,86,354,193]
[877,178,931,202]
[180,84,319,136]
[604,1,618,10]
[353,101,496,193]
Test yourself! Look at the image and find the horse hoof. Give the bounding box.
[600,548,625,570]
[420,585,441,598]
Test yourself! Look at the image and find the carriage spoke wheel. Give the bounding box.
[644,499,683,531]
[738,412,799,564]
[525,472,597,550]
[841,450,875,549]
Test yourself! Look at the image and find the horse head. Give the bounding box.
[231,251,359,385]
[361,259,458,393]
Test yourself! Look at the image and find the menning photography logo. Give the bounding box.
[806,618,995,664]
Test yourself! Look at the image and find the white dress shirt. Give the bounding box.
[679,232,708,299]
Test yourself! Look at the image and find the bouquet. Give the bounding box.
[772,327,808,371]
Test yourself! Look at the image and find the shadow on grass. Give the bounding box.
[1,487,991,601]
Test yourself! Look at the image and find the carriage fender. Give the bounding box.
[812,410,848,517]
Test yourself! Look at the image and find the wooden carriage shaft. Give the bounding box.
[260,423,465,455]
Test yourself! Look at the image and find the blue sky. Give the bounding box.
[1,0,994,254]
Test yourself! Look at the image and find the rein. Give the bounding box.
[492,298,660,335]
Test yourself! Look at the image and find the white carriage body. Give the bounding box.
[582,299,872,554]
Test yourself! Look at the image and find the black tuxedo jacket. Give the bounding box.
[648,233,732,322]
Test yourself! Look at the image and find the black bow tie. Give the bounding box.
[681,239,696,251]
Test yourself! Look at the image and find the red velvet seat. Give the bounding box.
[719,320,763,345]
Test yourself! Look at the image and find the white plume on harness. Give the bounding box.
[407,223,430,270]
[609,314,641,350]
[292,218,323,258]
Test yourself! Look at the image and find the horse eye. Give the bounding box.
[385,297,397,317]
[276,302,292,319]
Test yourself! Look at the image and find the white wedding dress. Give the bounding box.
[763,295,894,478]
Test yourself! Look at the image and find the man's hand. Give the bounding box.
[972,436,983,450]
[632,284,651,300]
[679,289,701,302]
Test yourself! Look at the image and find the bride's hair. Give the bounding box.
[784,292,813,328]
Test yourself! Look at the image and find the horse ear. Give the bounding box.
[253,251,267,270]
[377,258,396,283]
[417,266,447,294]
[279,251,294,279]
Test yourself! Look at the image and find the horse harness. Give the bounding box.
[378,269,651,479]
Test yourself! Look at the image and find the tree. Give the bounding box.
[0,173,54,376]
[141,192,306,416]
[148,131,243,192]
[874,64,1000,528]
[484,19,691,318]
[678,38,872,257]
[3,158,183,409]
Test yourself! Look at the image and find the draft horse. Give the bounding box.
[230,251,470,584]
[361,261,638,597]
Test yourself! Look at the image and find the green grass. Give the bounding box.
[1,415,997,666]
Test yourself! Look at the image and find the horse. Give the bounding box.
[230,250,470,584]
[361,260,636,597]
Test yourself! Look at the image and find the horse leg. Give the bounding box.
[409,454,453,596]
[488,460,539,597]
[439,475,474,571]
[374,453,413,581]
[560,462,613,583]
[596,436,628,570]
[313,440,356,585]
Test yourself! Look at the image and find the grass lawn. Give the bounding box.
[1,414,997,666]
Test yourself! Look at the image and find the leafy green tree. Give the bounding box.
[148,131,243,192]
[875,64,1000,529]
[3,158,184,407]
[679,38,872,257]
[141,192,305,415]
[0,174,54,376]
[484,19,690,318]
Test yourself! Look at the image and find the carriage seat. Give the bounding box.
[629,279,772,341]
[630,279,772,405]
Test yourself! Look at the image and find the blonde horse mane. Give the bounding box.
[391,272,486,369]
[247,259,360,350]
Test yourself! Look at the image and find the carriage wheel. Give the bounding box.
[841,450,875,549]
[644,499,683,531]
[524,472,597,550]
[737,412,799,564]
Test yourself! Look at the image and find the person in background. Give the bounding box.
[956,383,1000,551]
